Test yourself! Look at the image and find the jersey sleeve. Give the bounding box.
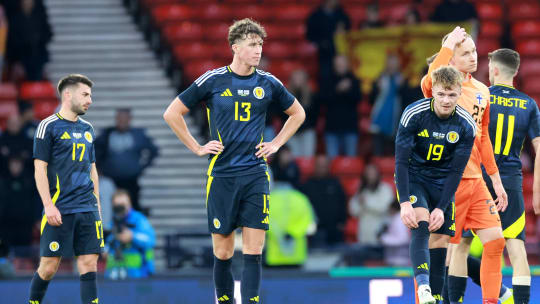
[90,130,96,163]
[437,125,475,210]
[420,47,454,98]
[394,112,418,204]
[33,123,53,162]
[479,101,498,175]
[528,98,540,139]
[272,79,295,111]
[177,76,213,109]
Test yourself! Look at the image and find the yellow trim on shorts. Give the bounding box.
[503,211,525,239]
[206,176,214,208]
[41,174,60,235]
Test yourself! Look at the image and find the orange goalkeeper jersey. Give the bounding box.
[421,46,498,179]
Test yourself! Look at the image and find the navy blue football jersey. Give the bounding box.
[33,113,98,214]
[395,98,476,209]
[178,66,295,177]
[487,84,540,189]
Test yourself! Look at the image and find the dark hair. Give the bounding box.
[57,74,93,95]
[228,18,267,46]
[488,48,520,75]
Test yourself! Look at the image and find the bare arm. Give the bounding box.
[163,97,223,156]
[256,99,305,158]
[91,163,101,216]
[532,137,540,214]
[35,159,62,226]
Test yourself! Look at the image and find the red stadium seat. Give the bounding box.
[0,99,18,129]
[340,176,361,198]
[204,22,231,42]
[523,173,534,193]
[512,21,540,39]
[212,42,233,60]
[200,4,234,22]
[380,4,409,24]
[509,2,540,21]
[263,42,295,59]
[269,60,303,81]
[522,76,540,95]
[278,5,311,23]
[172,42,215,63]
[331,157,364,177]
[152,4,193,27]
[297,40,317,58]
[345,6,366,28]
[480,21,503,39]
[264,24,305,41]
[0,83,17,100]
[19,81,56,101]
[34,99,59,120]
[516,40,540,57]
[476,38,500,56]
[523,192,533,212]
[296,157,315,181]
[476,3,503,20]
[519,59,540,78]
[182,60,223,82]
[234,4,275,22]
[372,157,395,175]
[163,22,203,44]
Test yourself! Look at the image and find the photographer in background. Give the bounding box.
[104,190,155,279]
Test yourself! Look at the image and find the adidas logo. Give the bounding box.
[60,131,71,139]
[261,216,269,224]
[220,89,233,97]
[91,299,99,304]
[250,296,260,302]
[449,223,456,231]
[417,129,429,137]
[218,295,230,302]
[417,263,429,270]
[30,301,40,304]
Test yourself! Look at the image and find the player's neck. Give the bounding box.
[493,78,514,87]
[58,107,78,122]
[229,59,254,76]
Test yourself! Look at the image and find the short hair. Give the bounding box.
[57,74,93,95]
[488,48,520,76]
[112,189,131,202]
[228,18,267,47]
[441,33,473,48]
[426,33,474,65]
[431,66,463,90]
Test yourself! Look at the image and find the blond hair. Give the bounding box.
[228,18,267,46]
[431,66,462,89]
[426,33,474,65]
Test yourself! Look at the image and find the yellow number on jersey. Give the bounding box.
[427,144,444,161]
[72,143,86,161]
[235,102,251,121]
[494,113,515,156]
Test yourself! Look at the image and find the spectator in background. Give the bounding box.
[19,100,39,141]
[306,0,350,87]
[0,5,7,74]
[95,108,158,211]
[265,165,315,267]
[369,54,405,156]
[98,167,116,232]
[380,201,410,266]
[0,114,33,176]
[0,156,39,248]
[348,164,394,245]
[322,55,361,158]
[105,190,155,279]
[286,69,318,157]
[430,0,478,37]
[270,145,300,189]
[404,7,421,25]
[301,155,347,247]
[5,0,52,80]
[361,3,384,29]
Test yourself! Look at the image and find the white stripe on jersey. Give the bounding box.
[194,67,226,84]
[402,105,430,127]
[256,70,283,85]
[456,107,477,136]
[195,67,227,87]
[36,116,58,139]
[400,100,430,126]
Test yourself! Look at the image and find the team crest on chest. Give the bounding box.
[84,131,93,143]
[253,87,265,99]
[476,93,483,105]
[446,131,459,143]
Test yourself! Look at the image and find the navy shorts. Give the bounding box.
[408,180,456,237]
[206,172,270,234]
[40,211,104,257]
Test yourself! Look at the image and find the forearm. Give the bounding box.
[35,168,53,208]
[163,111,201,154]
[272,111,305,148]
[91,165,101,214]
[489,171,503,187]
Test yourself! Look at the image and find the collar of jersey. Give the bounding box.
[56,112,79,123]
[494,83,515,89]
[227,65,256,79]
[430,98,455,118]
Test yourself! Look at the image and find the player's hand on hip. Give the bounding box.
[197,140,224,156]
[400,202,418,229]
[255,142,279,159]
[428,208,444,232]
[443,26,467,49]
[492,183,508,212]
[45,205,62,226]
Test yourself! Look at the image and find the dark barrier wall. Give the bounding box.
[2,276,537,303]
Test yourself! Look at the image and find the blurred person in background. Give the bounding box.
[306,0,350,87]
[361,3,384,29]
[95,108,158,211]
[379,201,410,267]
[0,114,33,176]
[5,0,52,80]
[105,189,155,279]
[301,154,347,247]
[286,69,319,157]
[0,4,6,74]
[19,100,40,141]
[348,164,394,246]
[270,145,300,189]
[322,55,361,158]
[265,157,315,267]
